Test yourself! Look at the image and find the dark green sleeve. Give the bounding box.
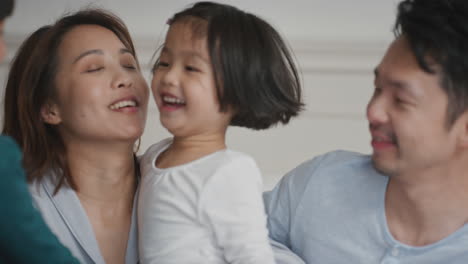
[0,136,80,264]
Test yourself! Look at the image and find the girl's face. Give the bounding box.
[43,25,149,145]
[151,20,234,138]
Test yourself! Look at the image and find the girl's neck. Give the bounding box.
[156,133,227,169]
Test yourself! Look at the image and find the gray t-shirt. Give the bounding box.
[264,150,468,264]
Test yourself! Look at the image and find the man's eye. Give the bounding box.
[373,87,382,96]
[395,97,405,104]
[185,65,199,72]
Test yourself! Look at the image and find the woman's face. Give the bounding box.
[45,24,149,145]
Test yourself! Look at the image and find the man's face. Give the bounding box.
[367,36,463,177]
[0,19,5,61]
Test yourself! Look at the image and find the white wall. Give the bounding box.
[1,0,399,189]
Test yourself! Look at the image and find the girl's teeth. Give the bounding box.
[163,96,185,104]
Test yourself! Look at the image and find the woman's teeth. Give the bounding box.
[109,100,137,110]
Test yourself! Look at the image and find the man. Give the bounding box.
[0,1,79,263]
[265,0,468,263]
[0,0,12,60]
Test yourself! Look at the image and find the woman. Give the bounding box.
[2,9,149,264]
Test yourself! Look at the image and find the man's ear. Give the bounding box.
[40,103,62,125]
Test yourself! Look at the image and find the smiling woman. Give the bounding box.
[2,9,149,264]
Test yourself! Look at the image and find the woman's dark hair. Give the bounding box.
[161,1,303,130]
[394,0,468,126]
[2,9,139,193]
[0,0,14,20]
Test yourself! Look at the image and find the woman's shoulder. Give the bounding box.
[28,171,75,215]
[28,171,57,198]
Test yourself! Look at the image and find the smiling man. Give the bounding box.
[265,0,468,263]
[0,0,13,61]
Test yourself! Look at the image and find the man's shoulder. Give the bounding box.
[288,150,372,179]
[311,150,370,166]
[277,150,379,195]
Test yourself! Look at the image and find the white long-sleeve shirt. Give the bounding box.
[138,138,275,264]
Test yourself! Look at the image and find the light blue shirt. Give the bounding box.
[29,173,139,264]
[264,150,468,264]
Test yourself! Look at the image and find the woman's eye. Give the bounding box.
[124,64,136,70]
[85,67,103,73]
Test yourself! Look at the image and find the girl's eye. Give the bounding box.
[158,61,169,67]
[152,61,169,73]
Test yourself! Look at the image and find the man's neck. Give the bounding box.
[385,164,468,246]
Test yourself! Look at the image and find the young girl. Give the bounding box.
[138,2,303,263]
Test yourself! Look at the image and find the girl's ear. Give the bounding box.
[40,103,62,125]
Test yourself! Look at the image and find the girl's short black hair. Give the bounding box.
[167,1,303,130]
[394,0,468,126]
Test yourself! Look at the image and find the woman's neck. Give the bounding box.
[65,141,137,205]
[62,140,136,264]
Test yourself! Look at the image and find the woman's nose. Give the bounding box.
[113,68,133,89]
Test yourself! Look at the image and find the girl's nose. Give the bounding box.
[160,66,179,87]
